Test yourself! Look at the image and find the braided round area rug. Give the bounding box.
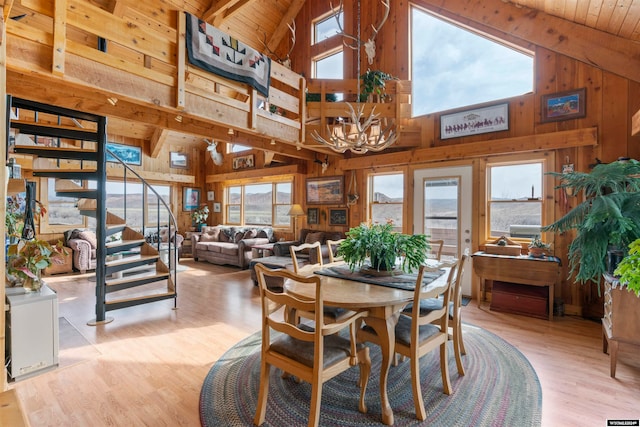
[200,323,542,426]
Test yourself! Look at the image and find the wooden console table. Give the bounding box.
[472,251,560,321]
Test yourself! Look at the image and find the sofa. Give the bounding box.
[272,228,345,265]
[250,228,345,285]
[192,226,275,268]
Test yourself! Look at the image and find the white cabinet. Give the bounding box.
[5,285,59,381]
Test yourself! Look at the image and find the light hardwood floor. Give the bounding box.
[9,259,640,426]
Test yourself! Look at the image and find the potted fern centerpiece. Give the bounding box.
[337,220,429,274]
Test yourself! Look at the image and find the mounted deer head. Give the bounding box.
[203,139,223,166]
[332,0,390,65]
[262,21,296,69]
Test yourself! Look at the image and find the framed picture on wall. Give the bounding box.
[232,154,254,170]
[306,176,344,205]
[329,208,347,226]
[170,152,188,169]
[440,103,509,140]
[106,142,142,165]
[307,208,319,225]
[541,88,586,123]
[183,187,200,211]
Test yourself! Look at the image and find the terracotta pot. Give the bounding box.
[528,247,546,258]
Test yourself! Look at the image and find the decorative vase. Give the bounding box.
[23,271,43,292]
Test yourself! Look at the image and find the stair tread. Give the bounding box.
[106,239,145,248]
[106,254,159,267]
[105,272,170,287]
[34,168,97,173]
[105,291,176,305]
[14,144,96,152]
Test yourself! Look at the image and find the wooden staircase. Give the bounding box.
[10,97,178,324]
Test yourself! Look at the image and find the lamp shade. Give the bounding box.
[287,204,305,217]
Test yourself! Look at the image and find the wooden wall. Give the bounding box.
[286,0,640,315]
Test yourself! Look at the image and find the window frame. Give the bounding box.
[366,170,407,233]
[479,152,555,246]
[223,177,294,229]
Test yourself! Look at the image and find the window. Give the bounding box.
[411,6,533,116]
[40,178,86,232]
[225,181,292,227]
[487,161,544,239]
[228,143,251,153]
[369,173,404,231]
[87,180,172,229]
[313,10,343,44]
[313,50,344,79]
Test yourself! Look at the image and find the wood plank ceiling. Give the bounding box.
[5,0,640,151]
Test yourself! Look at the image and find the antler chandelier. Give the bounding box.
[311,0,398,154]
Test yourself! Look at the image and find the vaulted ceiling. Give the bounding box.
[4,0,639,153]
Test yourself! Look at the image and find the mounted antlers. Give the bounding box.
[203,139,223,166]
[332,0,390,65]
[261,21,296,69]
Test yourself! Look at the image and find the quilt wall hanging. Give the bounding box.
[185,12,271,97]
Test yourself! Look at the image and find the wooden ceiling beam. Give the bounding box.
[417,0,640,83]
[149,127,169,158]
[339,127,598,170]
[265,0,305,52]
[203,0,253,26]
[2,0,13,21]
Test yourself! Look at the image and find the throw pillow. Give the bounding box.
[243,229,257,239]
[77,230,97,249]
[219,232,230,243]
[305,232,324,244]
[199,233,217,242]
[234,231,244,243]
[204,228,220,241]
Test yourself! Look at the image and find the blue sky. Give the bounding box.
[411,8,534,116]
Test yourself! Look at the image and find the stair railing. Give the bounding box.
[106,149,179,296]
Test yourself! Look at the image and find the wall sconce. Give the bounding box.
[175,115,183,123]
[107,97,118,106]
[227,128,234,135]
[270,139,276,145]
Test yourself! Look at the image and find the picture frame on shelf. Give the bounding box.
[329,208,347,226]
[232,154,254,170]
[541,88,586,123]
[306,176,344,205]
[170,152,188,169]
[183,187,200,211]
[106,142,142,165]
[307,208,319,225]
[440,102,509,140]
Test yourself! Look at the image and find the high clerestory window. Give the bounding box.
[311,8,344,83]
[411,6,533,117]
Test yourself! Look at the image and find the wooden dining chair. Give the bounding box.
[290,241,323,273]
[402,255,469,376]
[253,263,371,427]
[326,238,346,263]
[427,239,444,261]
[358,263,455,421]
[290,240,359,358]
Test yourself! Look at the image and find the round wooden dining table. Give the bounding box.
[286,263,450,426]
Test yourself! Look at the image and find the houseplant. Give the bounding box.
[613,238,640,296]
[7,238,66,291]
[337,220,429,273]
[528,235,551,258]
[191,205,209,231]
[542,158,640,287]
[359,69,397,102]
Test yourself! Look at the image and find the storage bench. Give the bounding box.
[490,281,549,320]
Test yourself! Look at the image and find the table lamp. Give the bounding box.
[287,204,305,236]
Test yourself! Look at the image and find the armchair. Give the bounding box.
[64,229,97,273]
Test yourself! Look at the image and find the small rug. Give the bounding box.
[199,324,541,426]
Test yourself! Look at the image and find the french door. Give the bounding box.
[414,166,472,295]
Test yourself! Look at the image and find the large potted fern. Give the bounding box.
[542,159,640,288]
